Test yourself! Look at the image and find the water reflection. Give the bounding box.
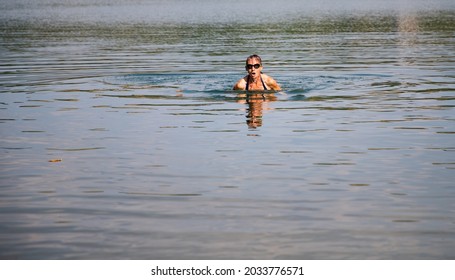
[237,92,277,128]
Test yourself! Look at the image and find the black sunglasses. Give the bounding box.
[246,64,261,70]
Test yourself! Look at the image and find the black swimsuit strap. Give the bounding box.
[261,76,268,90]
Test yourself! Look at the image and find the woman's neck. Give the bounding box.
[249,74,261,83]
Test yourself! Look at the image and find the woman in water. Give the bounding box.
[233,54,280,128]
[233,54,281,91]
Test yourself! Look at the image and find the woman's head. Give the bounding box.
[245,54,263,79]
[245,54,262,66]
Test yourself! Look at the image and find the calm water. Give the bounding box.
[1,0,454,259]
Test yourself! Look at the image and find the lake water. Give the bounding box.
[1,0,454,259]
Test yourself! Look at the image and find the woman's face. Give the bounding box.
[245,58,263,79]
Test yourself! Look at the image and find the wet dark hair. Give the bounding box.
[245,54,262,65]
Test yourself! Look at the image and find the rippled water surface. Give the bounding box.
[1,0,454,259]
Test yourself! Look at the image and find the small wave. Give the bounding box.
[105,72,390,101]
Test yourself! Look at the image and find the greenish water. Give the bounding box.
[1,0,454,259]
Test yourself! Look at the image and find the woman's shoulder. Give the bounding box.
[261,73,277,85]
[261,73,273,80]
[261,73,281,90]
[233,76,248,90]
[238,75,249,83]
